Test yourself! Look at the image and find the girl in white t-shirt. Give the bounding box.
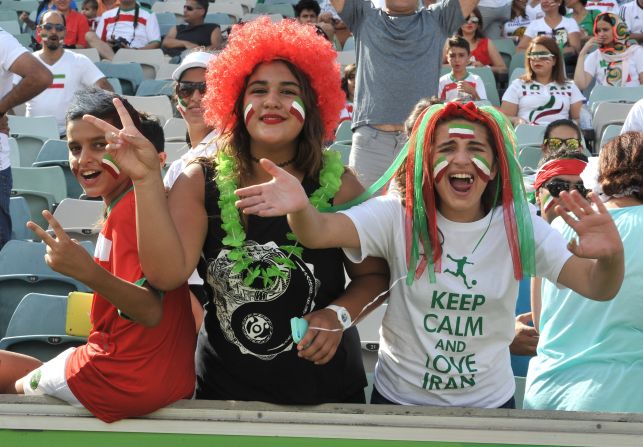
[525,0,544,20]
[503,0,532,43]
[575,12,643,90]
[518,0,581,56]
[502,36,584,125]
[234,101,624,409]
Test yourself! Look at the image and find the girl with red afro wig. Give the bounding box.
[82,16,389,405]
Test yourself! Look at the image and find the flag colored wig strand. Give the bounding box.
[203,17,345,141]
[402,101,536,285]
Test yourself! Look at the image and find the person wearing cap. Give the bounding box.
[161,0,222,60]
[163,50,217,332]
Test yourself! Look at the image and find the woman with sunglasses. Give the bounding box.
[86,18,389,405]
[445,8,507,75]
[525,131,643,413]
[501,36,584,126]
[161,0,222,61]
[574,12,643,90]
[517,0,581,58]
[541,118,585,156]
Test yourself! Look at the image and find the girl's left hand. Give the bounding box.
[555,190,623,260]
[26,211,95,282]
[296,308,343,365]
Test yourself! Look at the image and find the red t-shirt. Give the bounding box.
[471,37,492,66]
[36,10,90,48]
[65,190,196,423]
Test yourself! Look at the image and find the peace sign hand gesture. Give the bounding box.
[82,98,160,183]
[27,211,96,284]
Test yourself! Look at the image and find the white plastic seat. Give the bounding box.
[68,48,100,63]
[124,95,174,124]
[163,117,187,142]
[113,49,165,79]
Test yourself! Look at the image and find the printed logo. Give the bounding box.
[242,313,273,344]
[30,369,42,390]
[444,254,477,289]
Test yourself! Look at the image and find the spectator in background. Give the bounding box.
[477,0,511,39]
[85,0,160,60]
[526,0,544,20]
[567,0,600,43]
[162,0,222,60]
[517,0,581,59]
[439,35,488,101]
[502,36,583,125]
[18,11,112,136]
[0,28,52,250]
[621,96,643,133]
[620,0,643,44]
[20,0,79,31]
[448,8,507,74]
[503,0,531,42]
[525,132,643,413]
[339,63,355,124]
[35,0,89,49]
[333,0,476,189]
[295,0,321,24]
[575,12,643,90]
[81,0,99,31]
[96,0,119,17]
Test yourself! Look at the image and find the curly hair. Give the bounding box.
[599,131,643,200]
[203,17,344,142]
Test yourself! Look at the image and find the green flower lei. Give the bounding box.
[215,149,345,288]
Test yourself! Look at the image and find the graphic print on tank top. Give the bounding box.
[206,240,320,361]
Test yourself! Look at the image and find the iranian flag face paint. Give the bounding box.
[177,97,188,114]
[448,123,475,139]
[433,155,449,183]
[471,154,491,182]
[289,97,305,123]
[102,154,120,179]
[244,103,255,126]
[541,190,555,212]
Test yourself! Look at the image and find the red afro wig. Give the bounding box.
[203,17,345,141]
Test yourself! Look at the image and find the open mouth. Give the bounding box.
[81,170,101,180]
[449,173,474,193]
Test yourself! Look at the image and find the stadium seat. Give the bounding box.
[0,240,92,338]
[328,142,351,165]
[599,124,622,150]
[263,0,298,5]
[152,2,185,22]
[342,35,355,51]
[164,141,189,164]
[206,12,234,25]
[1,1,39,13]
[508,52,525,81]
[124,95,174,124]
[588,85,643,113]
[51,198,103,244]
[509,67,525,84]
[241,13,282,23]
[13,33,31,48]
[356,303,386,375]
[113,48,165,79]
[0,11,18,21]
[8,137,20,167]
[468,67,501,107]
[95,62,144,95]
[337,50,356,67]
[155,63,179,80]
[514,124,546,147]
[0,293,87,361]
[163,117,188,142]
[240,0,258,14]
[155,11,178,37]
[11,165,67,228]
[592,102,633,147]
[136,79,174,97]
[68,47,100,62]
[0,20,21,35]
[9,197,31,241]
[253,3,295,17]
[335,120,352,142]
[8,115,59,141]
[33,139,84,200]
[514,376,527,409]
[518,145,543,171]
[209,2,244,21]
[107,77,123,94]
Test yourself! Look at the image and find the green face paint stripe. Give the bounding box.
[102,154,120,178]
[432,156,449,180]
[448,123,474,131]
[472,154,491,176]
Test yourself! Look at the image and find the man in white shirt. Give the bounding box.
[20,11,112,136]
[85,0,161,60]
[0,28,52,249]
[620,0,643,43]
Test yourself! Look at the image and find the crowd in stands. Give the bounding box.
[0,0,641,425]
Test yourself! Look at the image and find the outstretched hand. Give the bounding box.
[82,98,160,182]
[235,158,309,217]
[555,190,623,260]
[26,211,95,283]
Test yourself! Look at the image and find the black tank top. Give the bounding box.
[195,162,366,404]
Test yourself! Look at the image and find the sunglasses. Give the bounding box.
[544,180,588,198]
[466,17,480,24]
[183,5,202,11]
[543,137,581,151]
[177,81,206,99]
[42,23,65,32]
[527,51,555,60]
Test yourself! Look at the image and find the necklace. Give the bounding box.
[215,149,345,287]
[250,154,296,168]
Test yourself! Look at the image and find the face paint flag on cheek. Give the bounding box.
[102,154,120,178]
[177,97,188,114]
[433,155,449,183]
[471,154,491,182]
[244,103,255,126]
[290,97,306,123]
[448,122,475,139]
[541,190,555,212]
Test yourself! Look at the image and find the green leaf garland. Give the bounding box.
[215,150,344,288]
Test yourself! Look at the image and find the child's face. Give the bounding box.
[431,120,497,222]
[447,47,469,72]
[67,119,131,204]
[81,3,98,19]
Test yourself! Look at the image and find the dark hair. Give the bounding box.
[66,87,143,133]
[40,10,66,27]
[227,59,325,181]
[458,7,484,40]
[446,34,471,54]
[340,63,356,100]
[522,36,566,84]
[82,0,98,9]
[598,131,643,200]
[139,114,164,154]
[557,1,567,16]
[294,0,320,17]
[193,0,209,16]
[511,0,527,20]
[544,119,582,140]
